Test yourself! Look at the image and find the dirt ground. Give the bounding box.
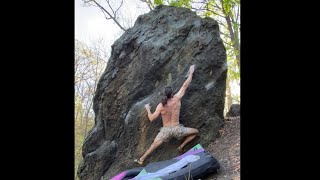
[204,116,240,180]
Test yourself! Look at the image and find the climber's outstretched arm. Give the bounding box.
[175,65,195,99]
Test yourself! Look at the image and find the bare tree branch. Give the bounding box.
[192,6,225,19]
[213,4,222,10]
[86,3,100,8]
[115,0,124,14]
[91,0,126,31]
[216,19,228,29]
[208,9,225,18]
[222,39,233,47]
[101,9,112,20]
[106,0,115,15]
[82,0,94,6]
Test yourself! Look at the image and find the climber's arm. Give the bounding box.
[145,103,162,122]
[175,65,195,99]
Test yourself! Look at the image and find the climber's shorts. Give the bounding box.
[155,124,188,142]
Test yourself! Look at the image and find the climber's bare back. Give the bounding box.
[144,65,194,127]
[159,95,181,127]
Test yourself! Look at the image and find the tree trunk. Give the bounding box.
[220,0,240,68]
[83,101,93,139]
[75,104,80,124]
[225,15,240,68]
[225,78,233,116]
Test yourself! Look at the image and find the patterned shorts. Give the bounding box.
[155,124,188,142]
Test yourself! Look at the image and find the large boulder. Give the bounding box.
[226,104,240,117]
[77,5,227,180]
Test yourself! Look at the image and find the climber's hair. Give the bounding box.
[161,86,173,106]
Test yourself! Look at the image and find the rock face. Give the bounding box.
[77,5,227,180]
[226,104,240,117]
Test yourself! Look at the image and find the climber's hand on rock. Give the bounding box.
[189,65,195,74]
[145,104,151,110]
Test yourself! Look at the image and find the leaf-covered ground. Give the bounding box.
[204,116,240,180]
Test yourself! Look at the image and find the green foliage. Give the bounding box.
[222,0,240,14]
[75,101,95,179]
[228,59,240,81]
[204,11,212,17]
[168,0,191,8]
[154,0,164,5]
[232,94,240,104]
[153,0,191,8]
[222,0,232,14]
[75,113,94,179]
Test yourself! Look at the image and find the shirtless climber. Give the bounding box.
[134,65,199,165]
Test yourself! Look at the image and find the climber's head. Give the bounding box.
[161,86,173,105]
[164,86,173,98]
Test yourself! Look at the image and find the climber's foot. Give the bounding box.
[134,159,144,166]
